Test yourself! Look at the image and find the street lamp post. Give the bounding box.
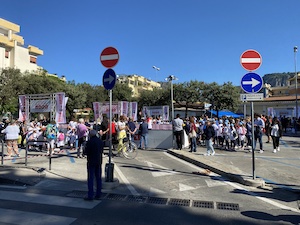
[294,46,298,134]
[166,75,177,149]
[152,66,160,80]
[165,75,177,122]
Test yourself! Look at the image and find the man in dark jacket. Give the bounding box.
[204,120,216,156]
[84,130,104,201]
[138,118,148,150]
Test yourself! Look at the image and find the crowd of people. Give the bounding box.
[172,113,285,155]
[0,114,151,158]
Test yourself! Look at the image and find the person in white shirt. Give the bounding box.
[1,120,20,157]
[254,113,265,153]
[173,114,184,150]
[271,117,282,153]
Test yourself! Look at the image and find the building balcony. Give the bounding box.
[28,45,43,56]
[0,18,20,33]
[12,34,24,45]
[0,35,14,47]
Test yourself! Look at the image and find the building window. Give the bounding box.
[30,56,37,64]
[5,50,9,58]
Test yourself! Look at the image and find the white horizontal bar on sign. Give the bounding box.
[101,54,119,61]
[241,58,261,63]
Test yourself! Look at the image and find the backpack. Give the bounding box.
[241,127,246,135]
[46,124,57,139]
[58,133,64,141]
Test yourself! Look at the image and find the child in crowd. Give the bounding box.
[222,122,231,150]
[230,124,238,150]
[57,130,65,150]
[67,128,77,150]
[237,122,247,151]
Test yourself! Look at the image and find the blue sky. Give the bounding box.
[2,0,300,86]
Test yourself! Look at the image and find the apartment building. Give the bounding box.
[0,18,43,73]
[117,74,161,97]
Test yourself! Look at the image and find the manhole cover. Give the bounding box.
[146,197,168,205]
[192,200,214,209]
[168,198,190,207]
[217,202,239,211]
[126,195,147,203]
[106,193,127,201]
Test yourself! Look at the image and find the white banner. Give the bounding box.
[30,99,52,113]
[143,105,169,121]
[163,105,169,121]
[18,95,26,121]
[55,92,66,124]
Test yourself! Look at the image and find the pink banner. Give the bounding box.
[130,102,138,121]
[122,101,129,116]
[55,92,66,124]
[93,102,101,121]
[18,95,26,122]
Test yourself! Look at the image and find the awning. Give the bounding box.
[209,110,241,118]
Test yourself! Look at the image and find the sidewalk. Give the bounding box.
[168,133,300,192]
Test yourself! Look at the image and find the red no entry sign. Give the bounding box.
[240,50,262,71]
[100,47,119,68]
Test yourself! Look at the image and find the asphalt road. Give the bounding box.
[0,144,299,224]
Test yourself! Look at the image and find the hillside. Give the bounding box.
[263,72,295,87]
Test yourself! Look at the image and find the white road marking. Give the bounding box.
[0,208,76,225]
[114,163,139,195]
[0,190,98,209]
[145,161,178,177]
[149,187,167,195]
[179,183,196,191]
[165,152,300,213]
[205,179,227,187]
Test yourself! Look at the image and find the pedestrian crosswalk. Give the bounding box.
[0,208,76,225]
[0,189,100,225]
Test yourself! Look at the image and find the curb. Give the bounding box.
[167,149,265,188]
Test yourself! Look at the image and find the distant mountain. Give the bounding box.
[263,72,295,87]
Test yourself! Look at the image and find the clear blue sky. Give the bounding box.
[2,0,300,86]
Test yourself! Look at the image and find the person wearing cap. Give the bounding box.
[84,129,104,201]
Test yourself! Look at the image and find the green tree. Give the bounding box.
[202,82,240,116]
[110,83,133,101]
[173,80,205,117]
[138,87,170,107]
[0,68,24,114]
[63,81,87,119]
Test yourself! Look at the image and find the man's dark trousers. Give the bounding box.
[87,165,102,199]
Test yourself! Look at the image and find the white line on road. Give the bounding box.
[164,152,300,213]
[113,163,139,196]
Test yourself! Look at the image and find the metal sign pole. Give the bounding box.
[251,101,255,179]
[1,140,4,165]
[105,89,114,182]
[25,143,28,166]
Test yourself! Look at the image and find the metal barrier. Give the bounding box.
[26,140,51,170]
